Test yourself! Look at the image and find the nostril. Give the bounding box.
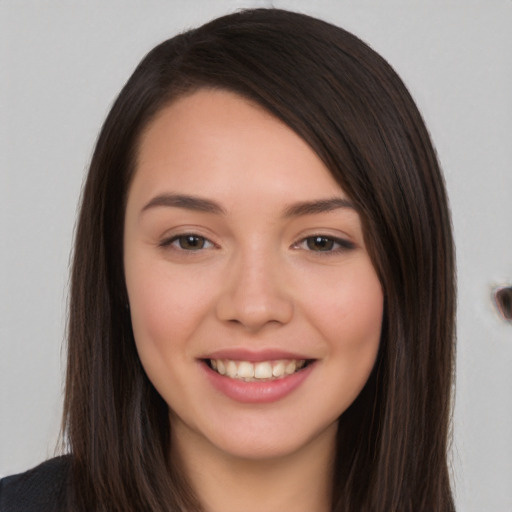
[493,286,512,322]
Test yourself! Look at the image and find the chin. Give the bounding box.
[177,410,340,464]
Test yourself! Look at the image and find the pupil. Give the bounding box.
[181,235,203,250]
[308,236,333,251]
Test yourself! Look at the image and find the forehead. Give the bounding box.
[131,89,345,207]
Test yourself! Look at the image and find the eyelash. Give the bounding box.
[159,233,354,254]
[293,235,355,254]
[159,234,215,251]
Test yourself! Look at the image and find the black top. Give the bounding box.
[0,456,70,512]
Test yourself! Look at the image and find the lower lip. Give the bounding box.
[201,361,315,403]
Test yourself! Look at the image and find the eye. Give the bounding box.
[161,234,215,251]
[306,236,335,251]
[295,235,355,253]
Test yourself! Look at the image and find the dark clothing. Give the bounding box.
[0,457,70,512]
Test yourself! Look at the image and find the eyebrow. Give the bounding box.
[141,193,226,215]
[283,197,355,217]
[140,193,355,217]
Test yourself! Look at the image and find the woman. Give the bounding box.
[0,8,456,511]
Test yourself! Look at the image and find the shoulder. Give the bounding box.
[0,456,71,512]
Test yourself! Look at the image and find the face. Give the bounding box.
[124,89,383,462]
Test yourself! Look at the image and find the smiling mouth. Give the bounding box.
[205,358,313,382]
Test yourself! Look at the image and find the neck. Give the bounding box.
[170,423,337,512]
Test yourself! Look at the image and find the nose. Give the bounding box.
[215,248,294,331]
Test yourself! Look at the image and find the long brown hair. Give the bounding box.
[63,8,456,511]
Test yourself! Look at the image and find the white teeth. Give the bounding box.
[226,360,237,378]
[254,361,273,379]
[217,360,226,375]
[272,361,285,377]
[285,361,296,375]
[209,358,308,381]
[237,361,255,379]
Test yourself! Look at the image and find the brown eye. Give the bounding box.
[177,235,206,250]
[163,234,214,251]
[295,235,355,254]
[306,236,335,251]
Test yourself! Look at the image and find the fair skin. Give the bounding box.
[124,89,383,512]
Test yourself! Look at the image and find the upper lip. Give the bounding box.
[200,348,313,362]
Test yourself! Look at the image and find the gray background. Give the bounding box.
[1,1,511,510]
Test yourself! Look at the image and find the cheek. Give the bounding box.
[307,260,383,362]
[339,277,383,342]
[125,261,209,400]
[125,257,217,360]
[320,269,383,413]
